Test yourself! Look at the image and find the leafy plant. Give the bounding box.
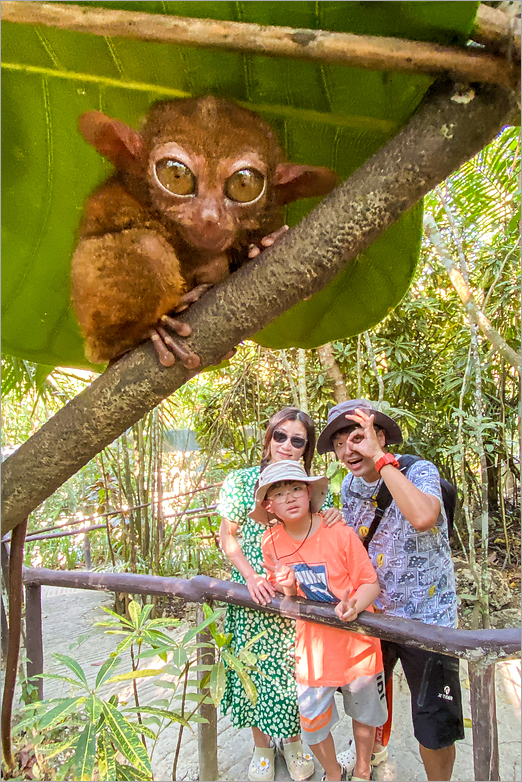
[14,653,153,781]
[13,600,266,781]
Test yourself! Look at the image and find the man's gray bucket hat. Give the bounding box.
[317,399,403,454]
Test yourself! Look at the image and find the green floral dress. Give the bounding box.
[218,465,333,737]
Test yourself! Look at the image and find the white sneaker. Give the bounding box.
[248,746,275,782]
[337,739,388,773]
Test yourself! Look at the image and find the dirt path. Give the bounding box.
[21,587,521,781]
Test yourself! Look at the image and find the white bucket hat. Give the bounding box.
[248,460,329,525]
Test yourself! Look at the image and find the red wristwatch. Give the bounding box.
[375,453,400,472]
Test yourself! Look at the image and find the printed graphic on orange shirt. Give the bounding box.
[292,563,338,603]
[300,704,333,732]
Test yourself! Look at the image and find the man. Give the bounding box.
[317,399,464,782]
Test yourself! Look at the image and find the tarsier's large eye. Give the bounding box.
[225,168,265,203]
[155,159,196,195]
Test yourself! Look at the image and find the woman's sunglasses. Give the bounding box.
[272,430,307,450]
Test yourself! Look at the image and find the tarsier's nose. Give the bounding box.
[200,200,221,224]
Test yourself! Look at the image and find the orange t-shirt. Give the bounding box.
[262,522,383,687]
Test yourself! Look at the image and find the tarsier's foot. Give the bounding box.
[248,224,289,259]
[150,316,200,369]
[173,284,213,313]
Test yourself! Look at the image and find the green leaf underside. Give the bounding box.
[1,2,479,367]
[98,730,117,781]
[73,722,97,782]
[100,701,152,776]
[38,696,87,731]
[209,661,226,707]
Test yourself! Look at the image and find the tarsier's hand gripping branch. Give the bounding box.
[71,96,338,367]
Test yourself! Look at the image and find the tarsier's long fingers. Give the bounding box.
[149,326,200,369]
[248,224,289,259]
[172,284,213,313]
[150,331,176,367]
[160,314,191,335]
[156,325,200,369]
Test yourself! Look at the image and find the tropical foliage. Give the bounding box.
[12,601,263,781]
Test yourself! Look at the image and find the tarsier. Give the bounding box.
[71,96,338,368]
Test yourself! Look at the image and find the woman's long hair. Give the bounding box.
[259,407,315,475]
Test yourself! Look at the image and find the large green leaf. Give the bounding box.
[1,2,479,367]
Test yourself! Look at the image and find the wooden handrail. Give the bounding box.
[22,566,520,665]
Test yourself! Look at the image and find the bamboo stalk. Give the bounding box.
[1,1,518,87]
[437,188,492,629]
[424,215,521,369]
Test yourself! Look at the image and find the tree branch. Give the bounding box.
[1,1,519,88]
[473,3,521,60]
[424,214,521,370]
[1,80,517,536]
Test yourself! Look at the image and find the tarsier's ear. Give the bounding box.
[274,163,339,205]
[79,111,145,173]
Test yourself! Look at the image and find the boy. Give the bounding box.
[250,460,387,782]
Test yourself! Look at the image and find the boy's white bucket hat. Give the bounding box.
[248,460,329,525]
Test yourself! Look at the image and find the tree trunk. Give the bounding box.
[2,80,517,536]
[317,343,348,403]
[297,349,308,413]
[364,332,385,404]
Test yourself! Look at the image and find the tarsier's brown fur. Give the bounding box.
[71,96,338,367]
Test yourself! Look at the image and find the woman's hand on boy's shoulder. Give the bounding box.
[321,508,344,527]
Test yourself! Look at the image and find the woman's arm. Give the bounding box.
[219,518,275,605]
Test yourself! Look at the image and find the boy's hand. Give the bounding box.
[245,573,276,606]
[264,551,296,590]
[335,587,358,622]
[321,508,344,527]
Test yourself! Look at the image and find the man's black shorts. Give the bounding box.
[382,641,465,750]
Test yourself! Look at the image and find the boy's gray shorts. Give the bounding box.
[297,671,388,745]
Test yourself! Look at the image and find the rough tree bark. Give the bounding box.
[317,343,348,403]
[1,80,518,536]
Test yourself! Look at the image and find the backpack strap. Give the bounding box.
[361,455,421,550]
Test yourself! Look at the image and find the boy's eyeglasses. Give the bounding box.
[266,485,308,504]
[272,430,307,449]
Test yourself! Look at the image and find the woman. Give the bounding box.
[218,408,342,782]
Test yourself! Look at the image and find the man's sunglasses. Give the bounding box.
[272,430,307,450]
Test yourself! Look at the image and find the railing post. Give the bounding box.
[25,584,44,701]
[469,660,500,781]
[196,604,218,781]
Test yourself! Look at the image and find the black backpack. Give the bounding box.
[362,455,457,550]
